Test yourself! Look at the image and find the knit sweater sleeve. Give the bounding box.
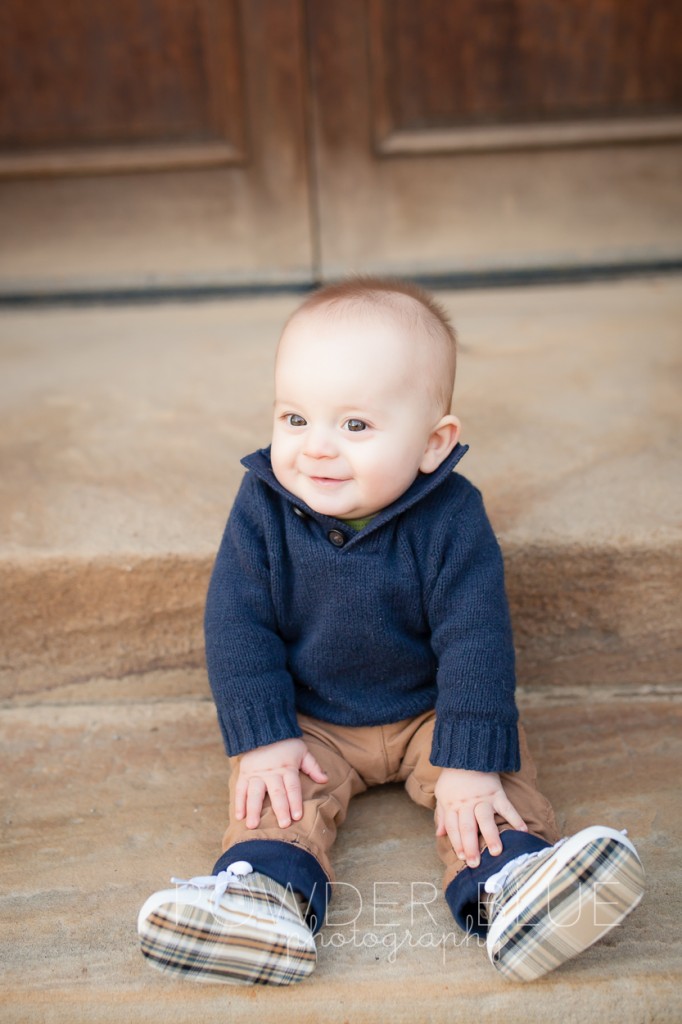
[204,473,302,756]
[426,481,520,772]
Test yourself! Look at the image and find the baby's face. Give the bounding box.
[271,307,444,520]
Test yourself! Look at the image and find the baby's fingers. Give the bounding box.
[245,777,267,829]
[494,793,527,834]
[475,802,502,858]
[266,779,295,828]
[299,750,328,784]
[440,807,482,866]
[283,769,304,823]
[441,809,464,863]
[234,773,248,822]
[458,806,483,867]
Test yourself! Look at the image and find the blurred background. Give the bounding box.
[1,0,681,297]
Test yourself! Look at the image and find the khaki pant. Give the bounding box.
[222,710,560,892]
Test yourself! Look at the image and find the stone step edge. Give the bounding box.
[1,540,680,699]
[2,671,680,711]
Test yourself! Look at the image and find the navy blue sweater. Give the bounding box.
[204,443,520,772]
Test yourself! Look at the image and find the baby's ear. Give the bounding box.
[420,415,461,474]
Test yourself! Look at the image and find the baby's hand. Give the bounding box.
[234,738,328,830]
[434,768,527,868]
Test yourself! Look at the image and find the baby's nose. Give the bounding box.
[303,426,337,459]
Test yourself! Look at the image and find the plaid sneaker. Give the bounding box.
[485,826,645,982]
[137,860,316,985]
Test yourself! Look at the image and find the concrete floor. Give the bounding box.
[1,276,681,1022]
[1,690,680,1023]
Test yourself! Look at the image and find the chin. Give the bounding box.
[311,503,350,518]
[310,499,357,519]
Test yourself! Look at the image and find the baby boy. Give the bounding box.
[138,278,644,985]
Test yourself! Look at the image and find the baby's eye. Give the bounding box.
[344,419,367,432]
[286,414,307,427]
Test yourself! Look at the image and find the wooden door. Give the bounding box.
[307,0,682,280]
[0,0,313,293]
[1,0,681,295]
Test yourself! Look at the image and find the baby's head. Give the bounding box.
[271,277,461,520]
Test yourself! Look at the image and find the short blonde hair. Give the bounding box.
[284,276,458,415]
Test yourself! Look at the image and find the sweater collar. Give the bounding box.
[240,442,469,541]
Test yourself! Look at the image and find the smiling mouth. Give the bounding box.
[309,476,349,486]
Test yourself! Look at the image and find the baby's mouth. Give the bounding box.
[309,475,348,486]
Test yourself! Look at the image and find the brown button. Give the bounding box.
[328,529,346,547]
[293,506,308,519]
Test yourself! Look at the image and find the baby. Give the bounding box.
[138,277,644,985]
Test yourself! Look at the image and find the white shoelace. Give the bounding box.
[171,860,254,909]
[484,840,566,895]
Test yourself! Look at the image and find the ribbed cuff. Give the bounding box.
[430,717,520,772]
[214,840,330,934]
[444,830,552,937]
[217,697,302,757]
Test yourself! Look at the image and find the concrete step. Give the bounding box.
[1,276,680,701]
[2,279,680,1022]
[1,689,680,1022]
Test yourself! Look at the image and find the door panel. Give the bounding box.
[0,0,246,162]
[308,0,682,278]
[0,1,313,291]
[1,0,681,294]
[371,0,682,132]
